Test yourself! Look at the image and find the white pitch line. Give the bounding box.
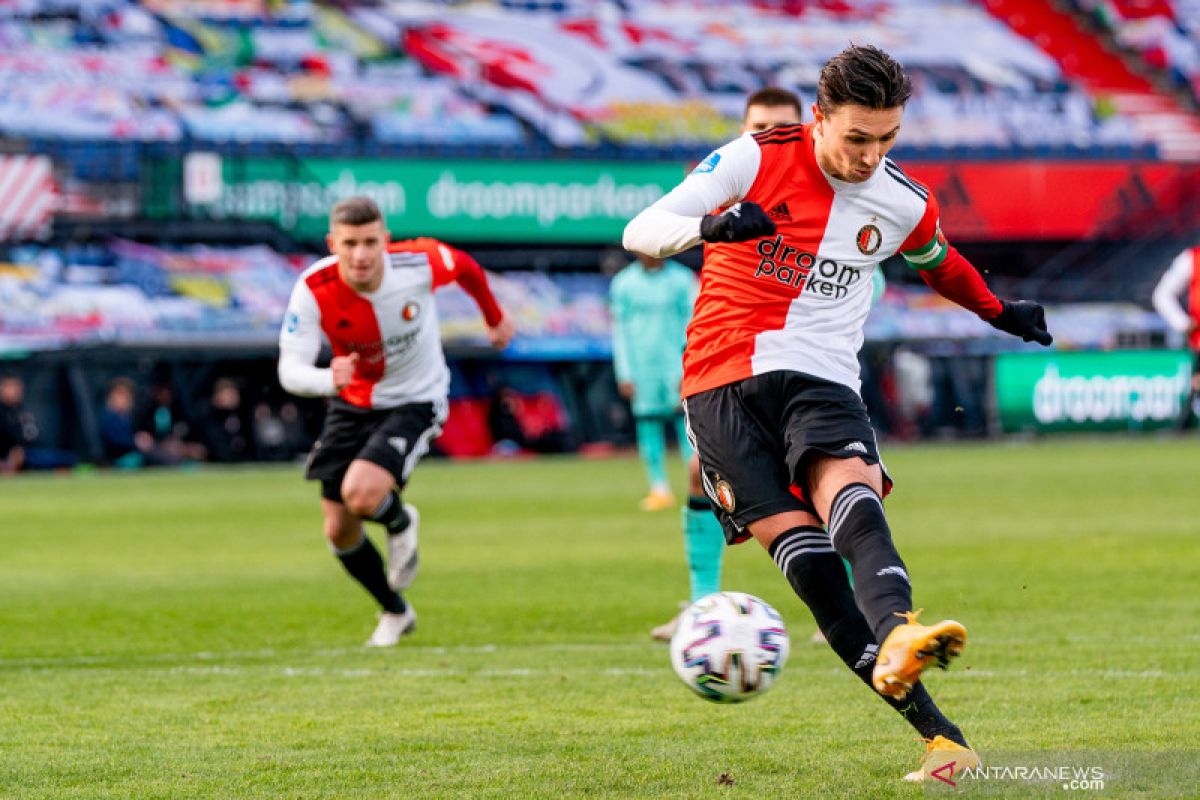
[165,665,662,679]
[0,641,658,670]
[64,662,1196,681]
[4,643,1197,682]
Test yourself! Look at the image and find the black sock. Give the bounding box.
[335,534,406,613]
[826,483,912,641]
[687,495,712,512]
[769,527,965,745]
[369,492,411,535]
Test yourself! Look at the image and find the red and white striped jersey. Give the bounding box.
[278,238,502,409]
[624,123,999,398]
[1152,246,1200,351]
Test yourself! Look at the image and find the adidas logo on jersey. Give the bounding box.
[766,201,792,222]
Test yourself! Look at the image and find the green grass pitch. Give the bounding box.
[2,438,1198,798]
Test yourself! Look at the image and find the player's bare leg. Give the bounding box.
[807,456,966,700]
[342,459,420,591]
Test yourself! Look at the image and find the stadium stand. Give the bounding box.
[984,0,1200,160]
[0,0,1179,161]
[1071,0,1200,103]
[1,0,1197,462]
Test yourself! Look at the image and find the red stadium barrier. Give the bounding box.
[906,161,1199,240]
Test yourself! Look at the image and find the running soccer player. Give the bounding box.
[279,196,514,647]
[624,46,1051,780]
[650,87,808,642]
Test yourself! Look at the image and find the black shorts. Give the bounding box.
[682,370,892,545]
[306,398,447,502]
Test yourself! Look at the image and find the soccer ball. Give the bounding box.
[669,591,790,703]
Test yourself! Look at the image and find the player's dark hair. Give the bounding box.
[743,87,803,120]
[817,45,912,113]
[330,196,383,227]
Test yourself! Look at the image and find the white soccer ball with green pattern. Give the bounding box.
[669,591,790,703]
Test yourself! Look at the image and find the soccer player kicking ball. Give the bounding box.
[624,46,1052,780]
[279,197,514,647]
[650,87,810,642]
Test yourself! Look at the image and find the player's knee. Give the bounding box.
[339,482,385,518]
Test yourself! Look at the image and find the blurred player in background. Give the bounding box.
[741,86,804,132]
[625,45,1052,779]
[279,197,514,647]
[649,88,810,642]
[610,252,696,513]
[1152,244,1200,430]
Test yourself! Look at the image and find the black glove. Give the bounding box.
[989,300,1053,346]
[699,202,776,244]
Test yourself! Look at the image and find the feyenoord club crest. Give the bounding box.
[402,301,420,321]
[856,223,883,255]
[714,480,736,513]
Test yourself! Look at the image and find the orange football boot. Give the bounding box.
[872,609,966,700]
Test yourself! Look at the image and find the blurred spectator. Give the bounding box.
[891,348,935,441]
[99,377,163,468]
[0,374,77,474]
[252,400,309,461]
[136,381,207,464]
[198,378,254,463]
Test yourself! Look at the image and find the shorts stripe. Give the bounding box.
[682,399,719,505]
[401,398,447,481]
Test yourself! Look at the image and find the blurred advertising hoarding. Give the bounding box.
[162,156,1199,243]
[994,349,1193,433]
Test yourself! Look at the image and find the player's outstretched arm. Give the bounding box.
[624,136,762,258]
[900,193,1050,346]
[430,242,511,349]
[915,248,1052,346]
